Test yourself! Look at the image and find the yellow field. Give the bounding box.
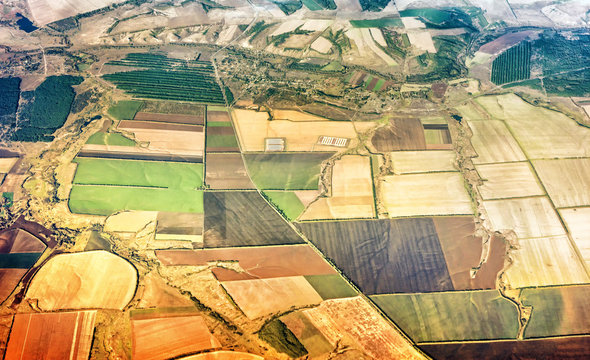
[504,236,589,288]
[272,109,327,122]
[121,128,204,156]
[483,197,565,239]
[26,251,137,310]
[560,208,590,267]
[381,172,472,217]
[533,159,590,208]
[390,150,456,174]
[221,276,323,319]
[104,211,158,233]
[407,31,437,53]
[0,158,17,173]
[476,162,545,200]
[300,155,375,220]
[476,94,590,159]
[467,120,527,164]
[232,109,369,152]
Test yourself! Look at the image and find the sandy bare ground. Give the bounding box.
[390,150,456,174]
[476,162,545,200]
[28,0,125,26]
[560,207,590,268]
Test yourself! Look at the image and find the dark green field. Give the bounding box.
[304,274,357,300]
[0,77,21,122]
[491,42,531,85]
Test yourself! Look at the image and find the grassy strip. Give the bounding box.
[107,100,143,120]
[86,132,136,146]
[258,319,308,358]
[304,274,357,300]
[206,135,239,148]
[262,191,305,221]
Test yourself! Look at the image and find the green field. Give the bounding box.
[491,42,531,85]
[69,186,204,215]
[263,191,305,221]
[302,0,334,11]
[86,132,136,146]
[107,100,143,120]
[244,153,333,190]
[206,135,239,148]
[73,158,203,188]
[349,18,403,28]
[372,290,519,342]
[399,8,474,29]
[0,77,20,119]
[304,274,357,300]
[0,253,43,268]
[103,53,225,104]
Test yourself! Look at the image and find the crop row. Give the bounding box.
[106,60,214,72]
[491,41,531,85]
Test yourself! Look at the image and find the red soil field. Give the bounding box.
[0,316,12,358]
[156,244,336,281]
[207,126,236,136]
[421,335,590,360]
[119,120,203,132]
[134,112,204,125]
[132,314,220,360]
[5,311,96,360]
[371,118,426,151]
[478,30,539,55]
[207,111,231,122]
[179,351,263,360]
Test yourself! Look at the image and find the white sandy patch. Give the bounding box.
[311,37,333,53]
[407,31,436,53]
[270,20,305,36]
[301,19,333,32]
[401,17,426,29]
[369,28,387,47]
[28,0,126,26]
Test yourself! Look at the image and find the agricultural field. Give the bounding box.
[25,251,137,310]
[390,150,456,174]
[180,352,263,360]
[27,0,124,25]
[465,119,527,164]
[107,100,143,120]
[476,162,544,200]
[300,155,375,220]
[205,153,254,189]
[560,207,590,267]
[491,41,531,85]
[103,53,225,104]
[5,311,96,359]
[372,290,519,342]
[532,159,590,208]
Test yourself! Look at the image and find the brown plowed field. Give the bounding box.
[207,126,236,136]
[434,217,502,290]
[205,153,255,189]
[421,336,590,360]
[303,296,425,359]
[371,118,426,151]
[0,229,46,253]
[156,212,203,235]
[132,314,220,360]
[179,351,263,360]
[0,269,27,302]
[156,244,336,280]
[134,112,204,125]
[119,120,204,132]
[5,311,96,360]
[0,316,12,358]
[207,111,231,122]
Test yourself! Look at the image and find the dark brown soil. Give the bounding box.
[371,118,426,152]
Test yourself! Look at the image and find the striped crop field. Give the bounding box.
[491,41,531,85]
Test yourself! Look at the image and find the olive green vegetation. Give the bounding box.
[69,186,204,215]
[491,41,531,85]
[206,121,233,127]
[86,132,136,146]
[85,230,112,251]
[304,274,358,300]
[73,158,203,188]
[262,191,305,221]
[244,153,333,190]
[107,100,143,120]
[503,78,544,92]
[0,253,43,268]
[407,35,468,82]
[371,290,520,342]
[206,135,239,148]
[2,192,13,208]
[543,68,590,96]
[399,8,475,30]
[302,0,335,11]
[349,17,403,28]
[258,319,308,358]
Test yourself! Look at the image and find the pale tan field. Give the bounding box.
[560,208,590,267]
[155,233,202,243]
[294,190,320,208]
[232,109,368,152]
[0,158,17,173]
[467,120,527,164]
[483,197,566,239]
[120,128,204,156]
[402,17,426,29]
[345,28,397,67]
[476,162,544,200]
[381,172,472,217]
[28,0,125,26]
[476,94,590,159]
[137,271,194,308]
[391,150,456,174]
[272,109,327,122]
[301,19,333,32]
[222,276,323,319]
[456,102,484,122]
[311,37,333,54]
[369,28,387,47]
[303,296,425,360]
[300,155,375,220]
[26,251,137,310]
[583,105,590,119]
[104,211,158,233]
[407,31,437,53]
[504,236,589,288]
[271,20,306,36]
[532,159,590,208]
